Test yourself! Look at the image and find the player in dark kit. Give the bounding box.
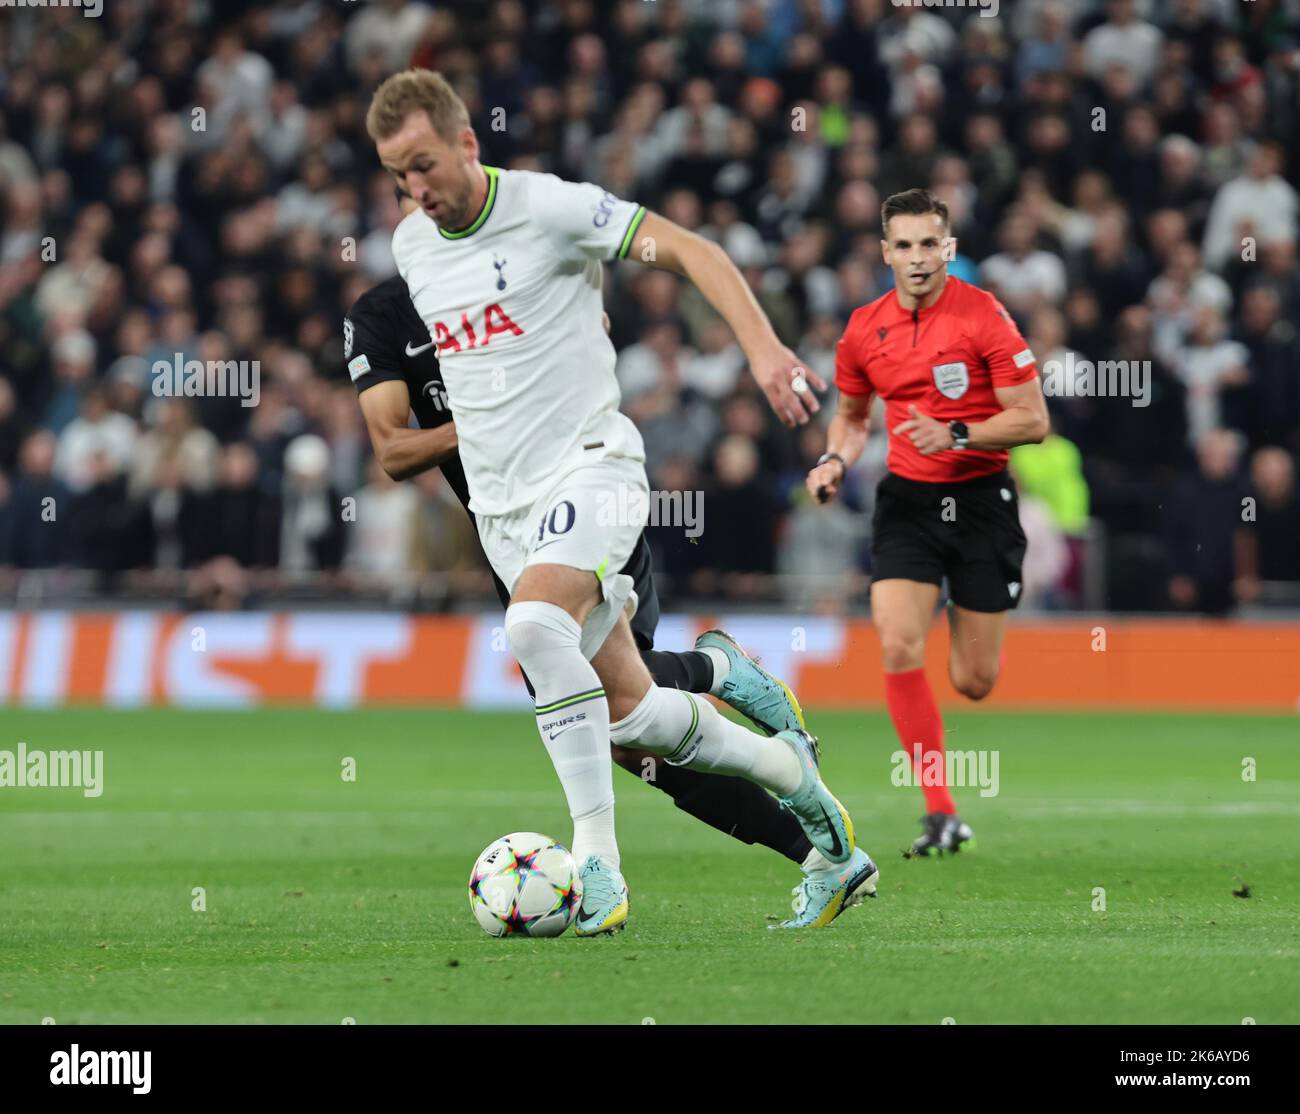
[807,188,1049,856]
[345,272,825,881]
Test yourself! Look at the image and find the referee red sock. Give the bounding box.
[884,668,956,815]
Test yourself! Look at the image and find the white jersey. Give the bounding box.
[389,166,649,517]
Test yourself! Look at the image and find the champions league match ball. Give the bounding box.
[468,832,581,938]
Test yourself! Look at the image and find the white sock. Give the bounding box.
[610,687,801,796]
[505,601,618,868]
[802,847,834,874]
[700,647,731,695]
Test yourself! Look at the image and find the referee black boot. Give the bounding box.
[907,812,974,857]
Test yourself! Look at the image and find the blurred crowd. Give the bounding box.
[1,0,1298,613]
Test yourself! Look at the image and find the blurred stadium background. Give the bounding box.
[0,0,1298,713]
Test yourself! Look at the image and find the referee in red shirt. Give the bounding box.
[806,188,1050,856]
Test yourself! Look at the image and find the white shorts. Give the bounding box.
[476,456,650,659]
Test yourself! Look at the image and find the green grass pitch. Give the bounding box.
[1,707,1296,1025]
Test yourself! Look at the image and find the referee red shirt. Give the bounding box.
[834,275,1039,482]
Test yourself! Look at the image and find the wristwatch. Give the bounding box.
[816,451,846,478]
[948,421,969,450]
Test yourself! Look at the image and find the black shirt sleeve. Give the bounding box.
[345,284,412,395]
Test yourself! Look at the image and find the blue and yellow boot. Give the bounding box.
[776,848,879,929]
[695,628,806,737]
[776,728,855,865]
[573,855,629,937]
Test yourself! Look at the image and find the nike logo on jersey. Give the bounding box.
[405,340,435,357]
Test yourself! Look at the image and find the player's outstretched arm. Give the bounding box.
[807,390,872,504]
[358,380,459,480]
[627,211,825,427]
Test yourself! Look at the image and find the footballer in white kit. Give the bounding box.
[388,164,652,659]
[368,69,875,936]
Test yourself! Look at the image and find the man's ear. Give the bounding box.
[880,238,890,263]
[942,236,958,262]
[459,126,480,163]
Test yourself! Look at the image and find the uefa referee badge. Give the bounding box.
[932,361,969,399]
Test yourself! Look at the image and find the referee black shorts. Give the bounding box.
[870,468,1027,613]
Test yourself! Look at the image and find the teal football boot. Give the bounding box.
[695,628,806,737]
[775,848,879,929]
[775,728,855,865]
[573,855,629,937]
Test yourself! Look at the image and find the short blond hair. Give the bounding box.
[366,69,470,143]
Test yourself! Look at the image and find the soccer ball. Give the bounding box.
[468,832,581,938]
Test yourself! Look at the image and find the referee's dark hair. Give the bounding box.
[881,188,950,238]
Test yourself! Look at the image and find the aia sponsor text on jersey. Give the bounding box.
[432,303,524,353]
